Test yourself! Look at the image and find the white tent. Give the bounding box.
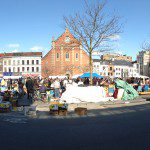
[136,74,149,79]
[3,76,22,80]
[49,75,67,79]
[72,74,81,78]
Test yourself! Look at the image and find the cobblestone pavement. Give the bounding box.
[0,94,149,123]
[0,111,28,123]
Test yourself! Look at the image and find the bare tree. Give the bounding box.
[142,41,150,50]
[64,0,122,84]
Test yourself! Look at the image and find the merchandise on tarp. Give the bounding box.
[10,99,18,111]
[60,85,113,103]
[114,79,139,101]
[0,101,12,113]
[0,86,7,92]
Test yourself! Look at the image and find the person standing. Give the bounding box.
[26,77,34,99]
[53,78,60,98]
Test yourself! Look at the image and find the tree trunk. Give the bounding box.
[89,52,93,85]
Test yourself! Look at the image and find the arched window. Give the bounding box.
[76,53,78,59]
[66,53,69,59]
[56,53,59,59]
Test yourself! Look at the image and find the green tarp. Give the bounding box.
[114,79,139,101]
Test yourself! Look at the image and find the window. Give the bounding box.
[4,67,7,72]
[8,60,11,65]
[13,67,15,72]
[76,53,78,59]
[22,60,24,65]
[27,60,29,65]
[4,61,6,65]
[56,53,59,59]
[22,67,25,72]
[36,67,39,72]
[27,67,29,72]
[13,60,15,65]
[17,67,20,72]
[32,67,34,72]
[65,36,70,43]
[110,67,112,70]
[36,60,39,65]
[32,60,34,65]
[66,53,69,59]
[17,60,20,65]
[9,67,11,72]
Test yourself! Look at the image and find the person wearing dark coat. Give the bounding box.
[26,77,34,99]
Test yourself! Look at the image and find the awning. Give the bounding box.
[80,72,103,78]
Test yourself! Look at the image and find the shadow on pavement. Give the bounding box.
[34,103,150,120]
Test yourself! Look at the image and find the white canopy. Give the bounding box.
[136,74,149,78]
[3,76,22,80]
[49,75,67,79]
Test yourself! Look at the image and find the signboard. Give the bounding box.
[3,72,13,76]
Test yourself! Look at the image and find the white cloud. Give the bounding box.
[114,50,123,55]
[11,49,19,53]
[30,46,43,51]
[8,43,20,48]
[109,35,120,40]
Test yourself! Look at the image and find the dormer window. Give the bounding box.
[65,36,70,43]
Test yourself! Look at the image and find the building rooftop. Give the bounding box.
[112,60,133,67]
[93,59,133,67]
[2,52,42,57]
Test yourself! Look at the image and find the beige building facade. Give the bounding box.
[137,50,150,77]
[101,53,132,62]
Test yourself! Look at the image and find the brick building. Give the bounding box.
[42,29,89,77]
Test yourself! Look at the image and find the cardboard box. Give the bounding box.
[58,109,67,116]
[74,107,87,116]
[49,110,59,115]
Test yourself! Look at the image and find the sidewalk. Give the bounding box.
[1,95,149,123]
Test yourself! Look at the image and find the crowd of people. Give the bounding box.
[0,76,150,103]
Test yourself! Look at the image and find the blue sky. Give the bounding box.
[0,0,150,60]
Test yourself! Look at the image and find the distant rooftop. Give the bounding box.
[112,60,133,67]
[93,59,133,67]
[2,52,42,57]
